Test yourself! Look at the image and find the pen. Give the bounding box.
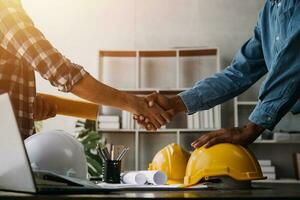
[103,147,111,160]
[116,148,126,161]
[118,148,129,161]
[111,145,115,160]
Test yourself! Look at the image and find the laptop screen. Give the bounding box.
[0,94,37,193]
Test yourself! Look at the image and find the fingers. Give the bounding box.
[191,131,222,149]
[139,115,145,121]
[160,109,176,123]
[134,94,175,131]
[146,92,158,108]
[161,112,171,123]
[191,128,238,149]
[146,92,172,110]
[205,135,228,148]
[150,118,162,130]
[133,115,156,131]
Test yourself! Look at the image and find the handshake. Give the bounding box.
[32,91,265,149]
[132,92,187,131]
[132,92,265,149]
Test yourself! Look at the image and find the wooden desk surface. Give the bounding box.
[0,183,300,200]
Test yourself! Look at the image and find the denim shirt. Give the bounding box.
[179,0,300,130]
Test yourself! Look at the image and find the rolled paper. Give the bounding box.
[140,170,167,185]
[38,93,99,120]
[121,172,147,185]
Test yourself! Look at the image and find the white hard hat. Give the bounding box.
[25,130,88,180]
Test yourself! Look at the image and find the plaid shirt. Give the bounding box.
[0,0,87,138]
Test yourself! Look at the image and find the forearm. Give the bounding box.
[71,74,137,113]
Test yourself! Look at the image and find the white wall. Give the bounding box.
[22,0,264,133]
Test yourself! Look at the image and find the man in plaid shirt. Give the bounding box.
[0,0,172,138]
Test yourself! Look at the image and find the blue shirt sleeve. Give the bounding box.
[249,26,300,130]
[179,15,267,114]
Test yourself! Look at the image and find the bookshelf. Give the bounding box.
[98,48,221,170]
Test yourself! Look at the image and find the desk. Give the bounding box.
[0,183,300,200]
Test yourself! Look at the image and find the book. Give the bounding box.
[130,113,135,129]
[127,111,130,129]
[98,115,120,123]
[293,153,300,180]
[122,111,128,129]
[213,106,220,129]
[187,115,194,129]
[99,122,120,129]
[193,113,200,129]
[200,111,204,129]
[261,166,276,173]
[263,173,276,180]
[259,160,272,166]
[209,109,214,129]
[204,110,209,129]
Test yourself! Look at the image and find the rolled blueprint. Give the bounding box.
[121,172,147,185]
[140,171,167,185]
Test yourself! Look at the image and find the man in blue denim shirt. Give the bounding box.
[137,0,300,148]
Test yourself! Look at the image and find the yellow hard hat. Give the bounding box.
[148,143,190,184]
[184,143,265,186]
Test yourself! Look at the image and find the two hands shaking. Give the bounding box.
[133,92,265,149]
[32,92,265,148]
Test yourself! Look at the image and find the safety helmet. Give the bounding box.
[148,143,190,184]
[25,130,88,180]
[184,143,264,186]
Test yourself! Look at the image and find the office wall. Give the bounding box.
[22,0,265,133]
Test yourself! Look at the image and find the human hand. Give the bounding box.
[191,122,265,148]
[33,94,57,121]
[131,95,176,130]
[134,92,187,130]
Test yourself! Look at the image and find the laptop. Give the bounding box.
[0,93,116,194]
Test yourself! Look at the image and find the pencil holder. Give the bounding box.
[103,160,121,184]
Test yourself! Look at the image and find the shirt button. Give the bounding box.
[267,117,272,121]
[276,36,280,41]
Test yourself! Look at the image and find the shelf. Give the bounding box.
[97,129,136,133]
[99,48,221,171]
[117,88,190,95]
[179,49,218,57]
[99,48,218,58]
[99,51,137,57]
[139,50,176,57]
[179,128,218,132]
[97,128,218,133]
[253,179,300,184]
[237,101,258,105]
[254,139,300,144]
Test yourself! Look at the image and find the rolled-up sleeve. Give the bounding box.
[179,13,267,114]
[0,0,87,92]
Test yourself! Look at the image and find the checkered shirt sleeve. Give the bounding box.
[0,0,87,92]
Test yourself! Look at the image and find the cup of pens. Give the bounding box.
[97,144,129,184]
